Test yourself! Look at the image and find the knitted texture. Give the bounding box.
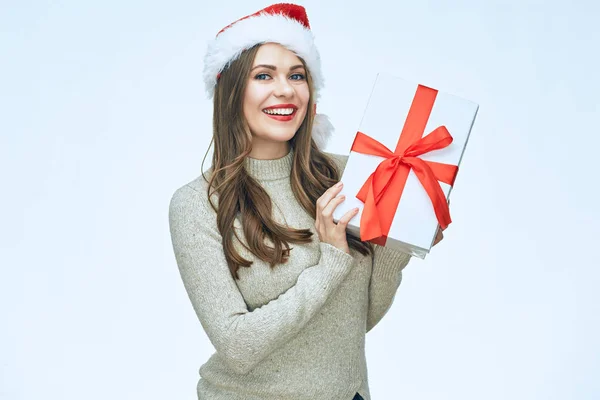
[168,150,411,400]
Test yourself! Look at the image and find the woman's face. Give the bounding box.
[243,43,310,159]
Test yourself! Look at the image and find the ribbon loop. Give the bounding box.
[404,126,453,158]
[352,131,395,158]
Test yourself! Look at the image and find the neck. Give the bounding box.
[244,147,294,181]
[249,140,290,160]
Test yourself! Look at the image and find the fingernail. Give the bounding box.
[335,181,343,188]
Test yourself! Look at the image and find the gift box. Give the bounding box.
[332,73,479,258]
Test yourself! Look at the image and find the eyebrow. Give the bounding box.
[250,64,305,72]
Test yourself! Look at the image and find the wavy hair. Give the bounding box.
[203,44,373,280]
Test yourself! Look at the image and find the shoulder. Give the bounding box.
[168,172,216,222]
[322,151,349,173]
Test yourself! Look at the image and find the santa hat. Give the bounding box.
[202,3,333,149]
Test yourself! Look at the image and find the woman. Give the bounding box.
[169,4,443,399]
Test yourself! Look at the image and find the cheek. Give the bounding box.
[247,83,272,105]
[298,85,310,106]
[243,84,267,116]
[297,85,310,119]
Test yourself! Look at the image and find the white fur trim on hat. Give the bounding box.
[312,113,334,150]
[203,12,324,100]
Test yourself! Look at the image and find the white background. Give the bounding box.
[1,1,599,399]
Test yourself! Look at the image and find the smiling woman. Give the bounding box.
[168,3,415,400]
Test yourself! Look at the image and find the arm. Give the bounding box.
[323,151,412,332]
[168,185,355,374]
[366,245,411,332]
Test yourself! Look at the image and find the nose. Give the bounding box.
[273,77,294,98]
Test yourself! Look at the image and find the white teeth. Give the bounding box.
[263,108,294,115]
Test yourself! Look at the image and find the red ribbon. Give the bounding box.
[351,84,458,245]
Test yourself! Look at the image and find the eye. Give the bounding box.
[290,73,306,81]
[254,73,271,80]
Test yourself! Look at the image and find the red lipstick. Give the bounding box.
[263,103,297,110]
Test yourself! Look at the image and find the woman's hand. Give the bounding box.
[315,182,358,255]
[432,199,450,247]
[432,226,445,246]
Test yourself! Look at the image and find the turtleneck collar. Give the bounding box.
[244,148,294,181]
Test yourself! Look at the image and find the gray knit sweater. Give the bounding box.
[168,150,411,400]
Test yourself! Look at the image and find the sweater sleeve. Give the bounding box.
[323,151,412,332]
[168,184,355,375]
[366,244,411,332]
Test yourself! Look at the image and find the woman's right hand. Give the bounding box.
[314,182,359,255]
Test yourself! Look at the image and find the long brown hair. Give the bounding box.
[203,44,373,280]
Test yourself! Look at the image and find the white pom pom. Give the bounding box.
[312,113,334,150]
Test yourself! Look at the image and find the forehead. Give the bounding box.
[253,43,303,66]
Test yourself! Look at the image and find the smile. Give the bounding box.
[262,104,299,121]
[263,108,295,115]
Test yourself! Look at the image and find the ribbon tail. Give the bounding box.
[424,160,458,186]
[356,172,372,203]
[405,157,452,230]
[359,177,383,241]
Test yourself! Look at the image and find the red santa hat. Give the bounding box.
[203,3,333,149]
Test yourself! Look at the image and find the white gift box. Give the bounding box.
[332,73,479,258]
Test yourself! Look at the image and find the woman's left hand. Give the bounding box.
[432,226,445,247]
[432,200,449,247]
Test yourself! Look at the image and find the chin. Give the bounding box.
[260,127,300,142]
